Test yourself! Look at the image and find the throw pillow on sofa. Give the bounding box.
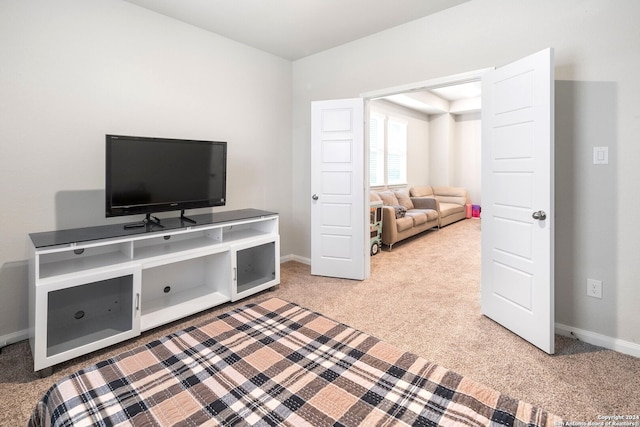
[410,186,434,198]
[377,190,399,206]
[392,205,407,218]
[393,190,414,210]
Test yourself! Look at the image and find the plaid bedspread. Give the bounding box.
[29,298,561,426]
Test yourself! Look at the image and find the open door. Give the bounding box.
[310,98,367,280]
[481,48,555,354]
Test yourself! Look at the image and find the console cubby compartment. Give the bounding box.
[30,265,141,371]
[38,242,132,280]
[133,229,223,262]
[47,275,135,357]
[223,217,279,243]
[232,238,279,301]
[140,252,231,331]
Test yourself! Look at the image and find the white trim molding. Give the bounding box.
[555,323,640,358]
[281,254,310,265]
[361,68,493,100]
[0,329,29,350]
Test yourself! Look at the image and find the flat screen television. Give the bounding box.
[106,134,227,226]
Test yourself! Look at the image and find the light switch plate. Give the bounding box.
[593,147,608,165]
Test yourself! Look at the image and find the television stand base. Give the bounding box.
[180,210,197,225]
[124,214,164,230]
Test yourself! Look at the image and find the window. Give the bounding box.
[387,118,407,185]
[369,113,407,187]
[369,113,385,187]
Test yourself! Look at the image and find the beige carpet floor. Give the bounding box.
[2,219,639,425]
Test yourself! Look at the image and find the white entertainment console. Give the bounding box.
[28,209,279,373]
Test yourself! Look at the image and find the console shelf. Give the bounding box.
[134,235,221,260]
[141,289,229,331]
[37,243,132,280]
[29,209,279,373]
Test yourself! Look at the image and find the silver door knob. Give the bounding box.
[312,194,319,201]
[532,210,547,220]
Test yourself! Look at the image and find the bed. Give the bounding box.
[29,298,561,426]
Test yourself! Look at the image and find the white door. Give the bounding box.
[311,98,366,280]
[481,48,555,354]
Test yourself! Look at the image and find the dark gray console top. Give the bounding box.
[30,208,277,248]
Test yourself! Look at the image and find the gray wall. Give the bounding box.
[0,1,292,340]
[292,0,640,345]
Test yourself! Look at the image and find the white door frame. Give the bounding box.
[361,68,492,100]
[360,62,555,354]
[360,67,492,259]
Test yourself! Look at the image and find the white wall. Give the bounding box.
[0,1,292,340]
[452,113,481,205]
[292,0,640,347]
[428,113,455,186]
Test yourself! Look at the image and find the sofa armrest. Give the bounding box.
[380,206,398,245]
[411,196,439,212]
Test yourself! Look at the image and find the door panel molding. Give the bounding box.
[311,99,366,280]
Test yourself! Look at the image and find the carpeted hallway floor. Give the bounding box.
[1,219,638,425]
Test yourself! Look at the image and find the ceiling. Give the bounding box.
[124,0,470,61]
[124,0,479,109]
[382,81,482,114]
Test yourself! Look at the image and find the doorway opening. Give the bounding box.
[361,68,489,263]
[310,49,554,354]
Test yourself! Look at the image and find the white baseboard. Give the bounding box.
[555,323,640,358]
[280,254,310,265]
[0,328,29,349]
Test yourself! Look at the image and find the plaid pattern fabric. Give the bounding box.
[29,298,561,426]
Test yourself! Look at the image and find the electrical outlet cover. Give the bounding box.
[587,278,602,299]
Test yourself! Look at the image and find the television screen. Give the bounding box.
[106,135,227,218]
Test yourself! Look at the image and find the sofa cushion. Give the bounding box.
[394,190,414,210]
[409,186,434,197]
[439,202,466,217]
[433,186,466,197]
[412,208,439,221]
[433,186,467,205]
[370,191,382,202]
[377,190,399,206]
[395,216,414,232]
[405,211,427,226]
